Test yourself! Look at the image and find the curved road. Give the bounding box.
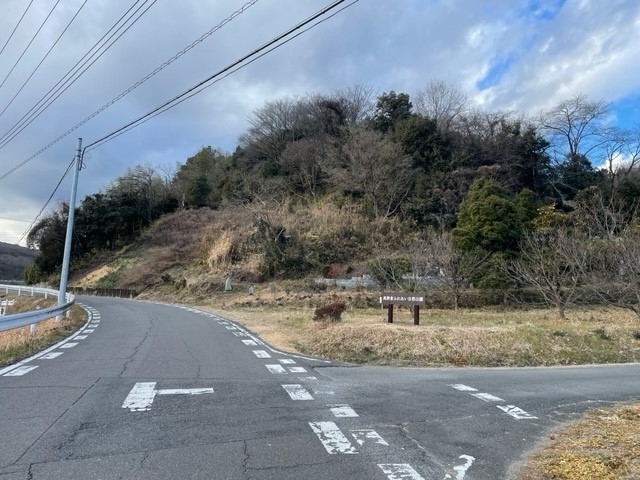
[1,296,638,479]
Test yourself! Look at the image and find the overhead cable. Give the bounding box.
[0,0,89,119]
[18,157,75,246]
[0,0,35,56]
[0,0,256,182]
[86,0,359,151]
[0,0,62,90]
[0,0,156,149]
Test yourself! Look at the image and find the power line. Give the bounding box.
[17,157,75,246]
[0,0,256,182]
[0,0,89,119]
[0,216,31,223]
[86,0,359,151]
[0,0,156,150]
[0,0,35,56]
[0,0,62,90]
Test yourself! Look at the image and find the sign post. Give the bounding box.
[379,292,425,325]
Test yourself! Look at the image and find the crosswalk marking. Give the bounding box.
[309,421,358,454]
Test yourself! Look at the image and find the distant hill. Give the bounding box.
[0,241,37,281]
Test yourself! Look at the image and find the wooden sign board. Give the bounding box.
[379,292,425,306]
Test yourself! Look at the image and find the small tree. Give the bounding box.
[508,227,588,319]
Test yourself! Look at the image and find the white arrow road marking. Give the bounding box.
[59,342,78,349]
[123,383,214,412]
[282,384,314,400]
[350,429,389,446]
[449,384,477,392]
[471,393,504,402]
[378,464,425,480]
[278,359,296,364]
[497,405,538,420]
[329,404,359,417]
[266,364,287,374]
[309,421,358,454]
[242,339,258,346]
[288,366,306,373]
[123,382,157,412]
[3,365,38,376]
[253,350,271,358]
[41,352,64,359]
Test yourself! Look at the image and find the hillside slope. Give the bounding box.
[0,241,36,281]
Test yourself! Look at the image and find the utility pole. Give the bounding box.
[57,138,83,320]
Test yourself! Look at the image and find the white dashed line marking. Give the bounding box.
[329,404,359,417]
[242,339,258,346]
[3,365,38,376]
[309,421,358,454]
[265,364,287,374]
[225,326,237,331]
[253,350,271,358]
[282,384,314,400]
[288,366,306,373]
[84,329,95,333]
[233,332,248,337]
[75,335,88,340]
[278,359,296,364]
[59,342,78,349]
[301,376,318,381]
[450,384,478,392]
[41,352,64,359]
[378,464,425,480]
[497,405,538,420]
[350,429,389,446]
[470,393,504,402]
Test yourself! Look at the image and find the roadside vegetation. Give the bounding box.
[517,403,640,480]
[0,295,86,367]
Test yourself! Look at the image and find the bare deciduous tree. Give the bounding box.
[337,128,414,218]
[509,227,588,319]
[414,80,468,132]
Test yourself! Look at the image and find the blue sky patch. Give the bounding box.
[476,53,518,90]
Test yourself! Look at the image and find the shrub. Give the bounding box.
[313,301,347,323]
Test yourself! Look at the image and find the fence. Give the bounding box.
[67,287,137,298]
[0,284,75,333]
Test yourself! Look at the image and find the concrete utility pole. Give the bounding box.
[57,138,83,320]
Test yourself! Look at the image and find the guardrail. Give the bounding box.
[0,285,75,333]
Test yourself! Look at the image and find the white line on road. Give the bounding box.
[41,352,64,359]
[450,384,478,392]
[253,350,271,358]
[378,464,425,480]
[266,364,287,374]
[309,421,358,454]
[288,366,307,373]
[379,464,425,480]
[278,359,296,364]
[123,382,157,412]
[497,405,538,420]
[301,376,318,381]
[3,365,38,376]
[157,388,214,396]
[448,455,475,480]
[329,404,359,417]
[350,429,389,446]
[233,332,248,337]
[470,393,504,402]
[84,329,95,333]
[75,335,88,340]
[282,384,314,400]
[225,326,237,331]
[59,342,78,349]
[242,339,258,346]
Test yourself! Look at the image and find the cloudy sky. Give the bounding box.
[0,0,639,245]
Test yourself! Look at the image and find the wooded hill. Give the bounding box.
[24,83,640,315]
[0,241,36,281]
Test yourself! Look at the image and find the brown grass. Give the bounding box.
[518,403,640,480]
[0,296,86,366]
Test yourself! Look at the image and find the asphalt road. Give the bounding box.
[1,296,638,479]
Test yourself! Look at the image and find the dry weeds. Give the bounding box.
[518,403,640,480]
